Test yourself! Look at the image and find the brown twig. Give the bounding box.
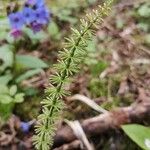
[54,140,84,150]
[53,88,150,148]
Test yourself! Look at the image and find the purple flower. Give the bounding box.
[8,12,24,29]
[34,7,50,25]
[26,0,36,5]
[35,0,45,8]
[10,28,22,38]
[26,0,44,7]
[31,22,43,33]
[20,122,31,133]
[23,7,35,25]
[8,0,51,35]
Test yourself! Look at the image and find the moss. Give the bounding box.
[14,96,41,121]
[0,103,14,121]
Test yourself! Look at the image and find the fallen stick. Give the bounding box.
[53,88,150,148]
[69,94,108,113]
[53,140,83,150]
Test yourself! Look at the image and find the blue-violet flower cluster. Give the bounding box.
[8,0,50,38]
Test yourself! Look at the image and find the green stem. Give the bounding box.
[35,1,113,149]
[12,41,18,76]
[39,15,100,150]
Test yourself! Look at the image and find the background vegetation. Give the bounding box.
[0,0,149,149]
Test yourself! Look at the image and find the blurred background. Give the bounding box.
[0,0,149,149]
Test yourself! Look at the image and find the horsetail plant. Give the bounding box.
[33,1,113,149]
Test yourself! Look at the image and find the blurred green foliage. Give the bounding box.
[0,84,24,120]
[122,124,150,150]
[0,0,149,149]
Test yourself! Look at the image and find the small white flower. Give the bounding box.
[145,139,150,149]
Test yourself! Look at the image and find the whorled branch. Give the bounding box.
[33,1,113,150]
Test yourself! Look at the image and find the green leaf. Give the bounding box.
[122,124,150,150]
[0,103,14,121]
[144,34,150,44]
[138,4,150,17]
[0,18,9,31]
[0,18,9,40]
[0,45,14,72]
[0,85,9,94]
[0,74,13,85]
[87,0,97,4]
[9,85,17,96]
[48,21,61,40]
[0,94,13,104]
[23,27,48,43]
[0,31,8,40]
[116,18,124,29]
[14,93,24,103]
[138,23,149,32]
[15,69,42,83]
[90,60,108,76]
[58,11,78,24]
[23,87,38,96]
[16,55,48,69]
